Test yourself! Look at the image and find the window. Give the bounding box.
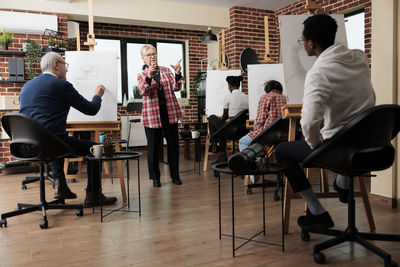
[344,9,365,51]
[95,37,186,103]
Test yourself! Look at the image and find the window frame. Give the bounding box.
[96,35,187,104]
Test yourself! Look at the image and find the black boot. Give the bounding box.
[54,179,77,199]
[84,191,117,208]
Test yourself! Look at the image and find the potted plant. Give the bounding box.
[0,28,13,50]
[25,39,42,79]
[58,39,67,51]
[132,85,142,99]
[180,88,187,98]
[48,38,57,48]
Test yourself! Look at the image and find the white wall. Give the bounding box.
[0,0,229,32]
[371,0,399,198]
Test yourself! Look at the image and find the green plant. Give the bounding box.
[132,85,142,99]
[192,71,202,91]
[0,28,13,48]
[180,88,187,98]
[24,39,41,79]
[48,38,56,47]
[58,39,67,49]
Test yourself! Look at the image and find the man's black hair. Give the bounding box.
[303,14,338,50]
[226,75,243,88]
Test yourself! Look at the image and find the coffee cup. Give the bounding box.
[90,144,103,158]
[99,134,106,143]
[191,130,200,139]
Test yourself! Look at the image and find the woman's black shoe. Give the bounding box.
[333,179,349,203]
[172,178,182,185]
[153,179,161,187]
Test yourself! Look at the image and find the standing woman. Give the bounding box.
[137,44,184,187]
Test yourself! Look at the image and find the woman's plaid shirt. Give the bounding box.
[138,66,184,128]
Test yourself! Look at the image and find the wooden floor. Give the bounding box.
[0,148,399,267]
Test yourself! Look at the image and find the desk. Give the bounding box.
[65,121,127,202]
[281,104,375,234]
[213,162,285,257]
[86,152,142,222]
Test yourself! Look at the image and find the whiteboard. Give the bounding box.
[66,51,118,122]
[279,14,348,104]
[247,64,286,120]
[205,69,241,116]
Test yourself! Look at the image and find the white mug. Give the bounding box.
[90,144,104,158]
[191,130,200,139]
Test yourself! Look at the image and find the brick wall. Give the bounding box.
[0,9,68,162]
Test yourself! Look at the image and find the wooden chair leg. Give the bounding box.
[357,176,376,232]
[283,178,293,234]
[203,125,210,172]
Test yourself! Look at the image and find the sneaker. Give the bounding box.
[84,191,117,208]
[249,175,260,184]
[333,178,349,203]
[297,209,334,231]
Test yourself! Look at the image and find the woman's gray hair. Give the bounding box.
[140,44,156,57]
[40,52,63,72]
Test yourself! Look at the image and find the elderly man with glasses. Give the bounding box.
[19,52,117,208]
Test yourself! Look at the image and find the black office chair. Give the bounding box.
[126,101,143,151]
[301,105,400,266]
[0,113,84,229]
[211,109,249,155]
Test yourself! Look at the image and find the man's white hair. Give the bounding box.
[40,52,63,72]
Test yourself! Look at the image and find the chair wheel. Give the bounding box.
[76,209,84,217]
[301,231,310,242]
[314,252,325,264]
[39,220,48,229]
[247,188,252,194]
[386,261,398,267]
[274,193,280,201]
[0,219,7,228]
[21,184,27,190]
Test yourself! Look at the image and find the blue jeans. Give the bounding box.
[239,134,253,151]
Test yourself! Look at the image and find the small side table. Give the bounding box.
[86,151,142,222]
[213,162,285,257]
[179,137,201,175]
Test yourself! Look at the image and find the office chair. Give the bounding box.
[126,101,143,151]
[211,109,249,155]
[0,113,84,229]
[301,105,400,266]
[247,116,289,197]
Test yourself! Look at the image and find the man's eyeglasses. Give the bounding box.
[297,37,305,46]
[145,53,157,58]
[58,61,69,70]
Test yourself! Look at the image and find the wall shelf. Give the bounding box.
[0,50,26,56]
[0,80,29,83]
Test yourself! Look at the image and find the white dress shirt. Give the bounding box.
[300,43,376,149]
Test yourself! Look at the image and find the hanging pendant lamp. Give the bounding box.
[202,27,218,43]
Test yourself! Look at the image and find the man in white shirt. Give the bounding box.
[208,75,249,164]
[274,14,375,231]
